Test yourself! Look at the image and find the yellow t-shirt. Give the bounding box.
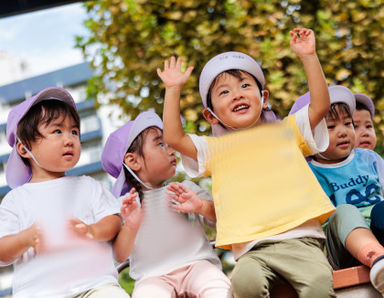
[205,115,335,249]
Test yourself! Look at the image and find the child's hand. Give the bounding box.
[23,223,44,254]
[68,218,94,240]
[290,28,316,57]
[166,183,203,214]
[157,56,194,88]
[121,188,144,231]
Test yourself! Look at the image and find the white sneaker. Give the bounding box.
[370,257,384,295]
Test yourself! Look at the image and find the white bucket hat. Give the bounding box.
[199,51,267,136]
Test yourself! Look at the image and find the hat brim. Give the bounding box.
[354,93,375,117]
[6,146,32,189]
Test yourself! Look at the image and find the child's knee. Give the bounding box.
[231,261,268,298]
[297,270,335,298]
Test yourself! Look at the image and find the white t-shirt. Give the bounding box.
[128,180,221,282]
[181,105,329,259]
[0,176,120,297]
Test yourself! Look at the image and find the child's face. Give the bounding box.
[205,71,267,130]
[317,106,355,163]
[137,128,176,188]
[26,114,81,180]
[353,109,376,150]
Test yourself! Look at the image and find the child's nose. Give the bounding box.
[167,144,175,155]
[64,133,75,145]
[232,88,244,100]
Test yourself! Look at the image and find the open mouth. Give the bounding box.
[63,152,73,157]
[170,159,177,166]
[232,104,249,112]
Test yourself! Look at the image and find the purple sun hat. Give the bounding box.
[289,85,356,115]
[354,93,375,117]
[6,87,77,189]
[101,110,163,197]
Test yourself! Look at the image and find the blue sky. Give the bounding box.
[0,3,88,79]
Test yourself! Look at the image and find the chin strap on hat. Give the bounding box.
[123,163,154,190]
[316,153,331,161]
[16,136,42,167]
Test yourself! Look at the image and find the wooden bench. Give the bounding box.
[270,265,381,298]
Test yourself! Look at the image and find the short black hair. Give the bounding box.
[17,100,80,164]
[327,102,352,120]
[356,102,373,119]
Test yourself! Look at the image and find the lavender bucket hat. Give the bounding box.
[354,93,375,117]
[6,87,77,189]
[101,110,163,197]
[289,85,356,116]
[199,51,276,136]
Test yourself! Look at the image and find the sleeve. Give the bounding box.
[181,180,216,228]
[293,104,329,154]
[368,150,384,191]
[180,134,209,178]
[90,178,121,223]
[0,192,21,266]
[308,164,335,205]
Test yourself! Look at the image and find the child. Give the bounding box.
[0,87,129,297]
[101,110,232,298]
[158,28,336,297]
[290,85,384,294]
[353,93,377,150]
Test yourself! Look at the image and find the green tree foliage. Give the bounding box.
[76,0,384,141]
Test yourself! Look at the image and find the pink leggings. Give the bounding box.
[132,260,232,298]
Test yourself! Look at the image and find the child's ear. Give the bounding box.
[16,142,30,159]
[203,108,219,125]
[124,152,142,171]
[262,90,269,109]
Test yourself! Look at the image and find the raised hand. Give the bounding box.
[290,28,316,57]
[166,183,203,214]
[121,188,144,231]
[157,56,194,88]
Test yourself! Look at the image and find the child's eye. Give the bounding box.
[53,129,62,134]
[219,90,229,96]
[327,125,335,130]
[241,83,250,88]
[353,124,359,129]
[366,124,373,129]
[71,129,79,136]
[158,142,164,147]
[345,121,353,126]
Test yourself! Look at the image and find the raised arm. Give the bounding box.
[290,28,330,129]
[113,189,144,262]
[157,56,197,159]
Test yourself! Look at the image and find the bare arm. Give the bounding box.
[69,214,121,242]
[166,183,216,222]
[113,189,143,262]
[0,224,41,263]
[157,56,197,159]
[290,28,330,129]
